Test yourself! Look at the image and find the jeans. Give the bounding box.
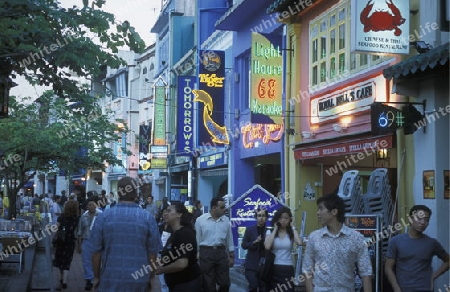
[81,240,93,281]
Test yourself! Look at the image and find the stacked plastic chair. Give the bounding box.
[337,170,364,214]
[362,168,394,253]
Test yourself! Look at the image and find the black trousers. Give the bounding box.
[267,265,295,292]
[169,275,202,292]
[244,269,266,292]
[199,247,230,292]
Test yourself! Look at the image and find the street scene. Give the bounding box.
[0,0,449,291]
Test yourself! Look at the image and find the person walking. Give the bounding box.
[195,196,234,292]
[77,197,102,290]
[145,195,158,218]
[385,205,449,292]
[155,202,202,291]
[84,177,161,291]
[303,193,373,292]
[264,207,303,292]
[192,200,203,226]
[158,207,172,292]
[242,207,269,292]
[52,200,80,289]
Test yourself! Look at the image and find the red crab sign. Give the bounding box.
[351,0,409,54]
[360,0,405,36]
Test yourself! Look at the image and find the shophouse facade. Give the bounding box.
[216,0,286,203]
[266,0,449,289]
[150,0,195,202]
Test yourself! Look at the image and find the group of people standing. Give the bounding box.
[241,193,449,292]
[49,179,449,292]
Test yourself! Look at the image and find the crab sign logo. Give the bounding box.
[360,0,406,36]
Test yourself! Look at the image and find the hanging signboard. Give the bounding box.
[177,76,195,155]
[351,0,410,54]
[138,124,152,174]
[250,32,283,124]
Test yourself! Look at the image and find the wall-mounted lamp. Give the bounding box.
[333,123,347,133]
[301,131,315,139]
[410,41,433,54]
[376,149,389,160]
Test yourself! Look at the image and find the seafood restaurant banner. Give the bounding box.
[195,50,228,146]
[177,76,195,155]
[250,32,283,124]
[228,185,288,264]
[351,0,409,54]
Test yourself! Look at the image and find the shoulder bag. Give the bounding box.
[257,249,275,282]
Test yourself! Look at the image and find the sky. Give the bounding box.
[11,0,161,99]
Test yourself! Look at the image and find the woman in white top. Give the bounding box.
[264,207,302,292]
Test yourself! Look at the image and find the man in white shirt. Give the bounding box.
[195,196,234,292]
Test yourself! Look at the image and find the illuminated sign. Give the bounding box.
[153,86,166,145]
[240,123,284,149]
[197,50,228,145]
[138,124,152,173]
[251,33,283,124]
[351,0,410,54]
[310,80,375,124]
[149,145,168,169]
[177,77,195,155]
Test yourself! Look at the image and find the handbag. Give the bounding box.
[52,219,66,246]
[258,249,275,282]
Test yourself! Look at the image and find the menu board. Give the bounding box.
[345,214,381,292]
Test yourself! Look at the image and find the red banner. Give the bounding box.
[294,135,393,160]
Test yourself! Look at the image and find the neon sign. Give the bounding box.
[241,123,283,148]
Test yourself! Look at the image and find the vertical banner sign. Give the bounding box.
[177,76,195,155]
[195,50,228,145]
[153,86,166,145]
[351,0,409,54]
[345,215,381,292]
[251,32,283,124]
[138,124,152,174]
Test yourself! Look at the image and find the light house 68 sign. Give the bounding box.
[351,0,409,54]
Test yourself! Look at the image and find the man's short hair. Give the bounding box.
[255,207,268,218]
[409,205,432,217]
[210,196,225,209]
[317,193,346,223]
[117,177,138,202]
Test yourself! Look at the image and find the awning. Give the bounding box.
[383,42,449,80]
[199,168,228,177]
[216,0,275,31]
[107,173,126,181]
[294,135,393,160]
[266,0,322,14]
[170,163,189,173]
[23,180,34,188]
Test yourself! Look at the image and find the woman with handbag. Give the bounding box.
[264,207,303,292]
[52,200,79,289]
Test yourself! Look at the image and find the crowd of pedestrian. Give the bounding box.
[6,178,446,292]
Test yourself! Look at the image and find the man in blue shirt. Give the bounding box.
[385,205,449,292]
[85,177,162,291]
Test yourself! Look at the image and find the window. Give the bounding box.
[309,0,390,89]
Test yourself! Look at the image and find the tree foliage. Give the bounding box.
[0,92,126,202]
[0,0,146,100]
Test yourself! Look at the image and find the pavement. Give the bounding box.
[28,241,247,292]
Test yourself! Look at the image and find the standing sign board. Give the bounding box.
[344,214,381,292]
[228,185,289,266]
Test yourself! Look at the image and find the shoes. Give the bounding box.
[60,280,67,289]
[85,280,93,290]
